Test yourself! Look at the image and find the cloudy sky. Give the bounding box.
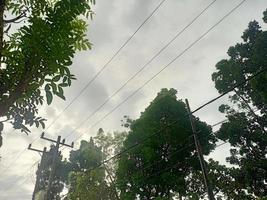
[0,0,267,199]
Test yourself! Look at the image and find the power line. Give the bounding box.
[64,0,218,139]
[0,148,27,175]
[144,142,228,182]
[120,131,223,187]
[45,0,167,132]
[211,119,228,128]
[5,61,264,193]
[72,132,225,189]
[127,135,195,176]
[0,0,258,193]
[72,65,266,175]
[3,161,38,197]
[0,0,167,176]
[211,107,261,128]
[72,0,248,143]
[0,0,247,181]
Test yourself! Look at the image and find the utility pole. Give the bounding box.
[185,99,215,200]
[40,132,74,200]
[104,164,120,200]
[28,144,47,200]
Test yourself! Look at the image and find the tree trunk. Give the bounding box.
[0,0,5,61]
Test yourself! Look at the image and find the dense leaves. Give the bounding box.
[212,9,267,198]
[65,138,109,200]
[34,145,65,200]
[63,136,122,200]
[116,88,216,199]
[189,159,256,200]
[0,0,94,142]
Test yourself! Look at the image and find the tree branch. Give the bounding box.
[233,88,266,134]
[0,60,31,117]
[4,12,26,24]
[0,0,6,64]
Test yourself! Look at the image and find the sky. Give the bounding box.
[0,0,267,199]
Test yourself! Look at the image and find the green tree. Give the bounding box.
[94,128,128,199]
[0,0,94,146]
[34,145,66,200]
[187,159,255,200]
[116,88,216,199]
[64,138,117,200]
[212,9,267,198]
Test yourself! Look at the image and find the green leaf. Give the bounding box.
[51,82,57,92]
[56,86,65,100]
[52,75,61,82]
[0,122,3,132]
[45,84,50,91]
[59,83,69,87]
[46,90,53,105]
[35,120,39,128]
[39,120,45,129]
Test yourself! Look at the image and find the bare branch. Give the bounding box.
[4,23,11,33]
[4,12,26,24]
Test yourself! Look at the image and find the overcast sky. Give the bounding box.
[0,0,267,199]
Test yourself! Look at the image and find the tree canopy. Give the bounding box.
[33,145,66,200]
[0,0,94,146]
[212,9,267,198]
[63,131,126,200]
[116,88,216,199]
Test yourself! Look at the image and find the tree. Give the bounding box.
[116,88,216,199]
[94,128,128,199]
[64,138,118,200]
[187,159,256,200]
[0,0,94,146]
[34,145,66,200]
[212,9,267,198]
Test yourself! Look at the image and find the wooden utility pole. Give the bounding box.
[104,164,120,200]
[185,99,215,200]
[40,132,74,200]
[28,144,47,200]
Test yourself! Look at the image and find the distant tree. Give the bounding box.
[34,145,65,200]
[94,128,128,199]
[64,138,117,200]
[116,88,216,199]
[0,0,94,146]
[212,9,267,198]
[187,159,256,200]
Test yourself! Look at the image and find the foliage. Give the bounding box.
[187,159,256,200]
[34,145,65,200]
[64,138,118,200]
[94,128,128,159]
[212,9,267,198]
[116,88,216,199]
[0,0,94,144]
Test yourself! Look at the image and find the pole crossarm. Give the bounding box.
[28,144,47,154]
[28,133,74,200]
[40,132,74,148]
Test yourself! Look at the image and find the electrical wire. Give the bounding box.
[144,142,228,181]
[0,0,167,176]
[6,65,263,194]
[70,65,266,174]
[3,161,38,196]
[71,0,248,144]
[44,0,168,132]
[2,0,256,193]
[63,0,218,139]
[117,130,222,181]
